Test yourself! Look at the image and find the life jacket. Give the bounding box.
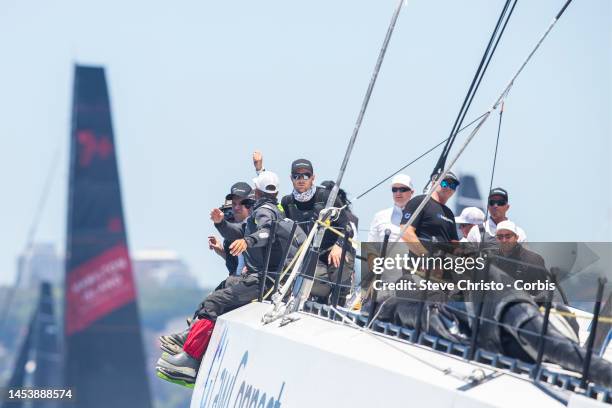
[280,188,328,234]
[259,203,308,268]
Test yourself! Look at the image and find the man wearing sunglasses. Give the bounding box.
[455,206,485,243]
[208,182,254,276]
[279,158,352,304]
[468,187,527,243]
[157,172,286,384]
[493,220,546,295]
[368,174,414,242]
[401,172,460,255]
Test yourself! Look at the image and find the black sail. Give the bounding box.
[64,65,152,408]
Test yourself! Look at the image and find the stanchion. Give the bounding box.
[467,257,491,360]
[258,221,278,302]
[413,266,432,342]
[331,228,352,308]
[532,273,556,379]
[581,277,607,388]
[274,222,298,292]
[367,229,391,327]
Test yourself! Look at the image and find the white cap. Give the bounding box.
[496,220,518,236]
[455,207,485,225]
[391,174,414,190]
[252,171,280,194]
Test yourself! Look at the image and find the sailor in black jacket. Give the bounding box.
[492,220,547,296]
[208,182,254,276]
[280,159,352,304]
[214,178,283,276]
[156,171,283,383]
[253,153,354,304]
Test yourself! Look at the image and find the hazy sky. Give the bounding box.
[1,0,610,287]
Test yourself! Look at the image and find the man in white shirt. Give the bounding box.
[368,174,414,242]
[467,187,527,243]
[454,206,485,242]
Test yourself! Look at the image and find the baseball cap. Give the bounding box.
[225,182,253,201]
[489,187,509,200]
[455,207,485,225]
[442,171,460,185]
[252,171,280,194]
[291,159,314,174]
[391,174,414,190]
[496,220,518,236]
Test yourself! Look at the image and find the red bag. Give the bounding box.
[183,319,215,360]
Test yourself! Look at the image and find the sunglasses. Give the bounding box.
[488,199,508,207]
[440,180,458,190]
[292,173,312,180]
[496,233,515,240]
[392,187,412,193]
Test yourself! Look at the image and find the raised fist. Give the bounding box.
[253,150,263,172]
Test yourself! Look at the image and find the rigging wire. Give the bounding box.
[393,0,575,245]
[431,0,518,182]
[0,146,62,334]
[291,0,406,311]
[481,101,506,240]
[355,111,488,200]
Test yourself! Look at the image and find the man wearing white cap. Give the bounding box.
[493,220,547,295]
[157,171,288,383]
[455,206,485,243]
[368,174,414,242]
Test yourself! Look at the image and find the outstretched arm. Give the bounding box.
[211,207,244,240]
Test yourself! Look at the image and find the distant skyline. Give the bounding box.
[12,242,201,289]
[2,0,610,288]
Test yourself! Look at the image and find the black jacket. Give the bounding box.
[215,197,283,275]
[493,244,548,295]
[280,187,349,258]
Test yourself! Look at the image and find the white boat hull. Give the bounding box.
[190,302,608,408]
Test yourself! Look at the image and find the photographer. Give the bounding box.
[208,182,254,276]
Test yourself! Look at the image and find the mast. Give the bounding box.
[290,0,406,310]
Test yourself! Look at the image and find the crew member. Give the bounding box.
[454,206,485,243]
[368,174,414,242]
[468,187,527,243]
[401,171,460,255]
[320,180,359,307]
[253,151,352,303]
[156,171,284,384]
[280,159,351,304]
[493,220,547,295]
[208,182,254,275]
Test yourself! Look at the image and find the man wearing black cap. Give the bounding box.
[466,187,527,243]
[401,172,460,255]
[282,158,352,304]
[208,182,254,276]
[251,152,353,304]
[157,172,285,384]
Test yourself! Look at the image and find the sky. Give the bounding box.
[1,0,610,288]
